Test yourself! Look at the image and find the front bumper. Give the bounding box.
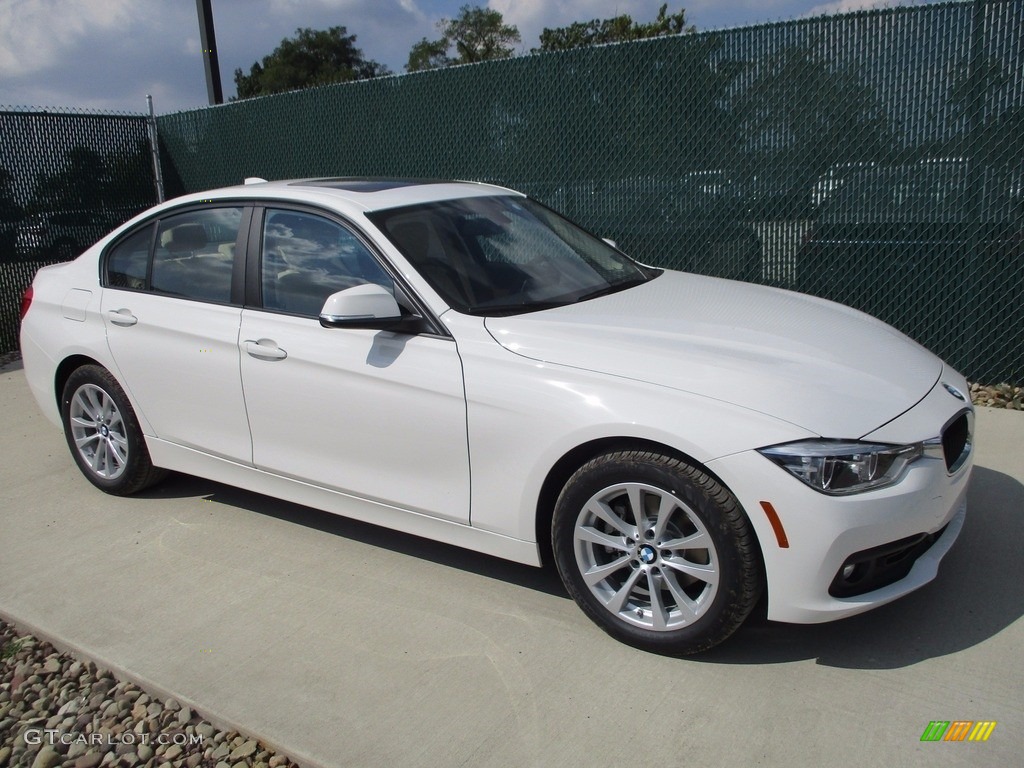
[708,374,973,624]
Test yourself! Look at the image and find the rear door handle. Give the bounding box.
[107,309,138,327]
[244,339,288,361]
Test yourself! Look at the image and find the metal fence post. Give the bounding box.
[147,95,165,203]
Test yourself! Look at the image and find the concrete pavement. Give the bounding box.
[1,360,1022,767]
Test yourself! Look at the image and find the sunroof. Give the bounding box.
[291,179,435,192]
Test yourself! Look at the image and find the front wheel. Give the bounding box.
[552,450,762,655]
[61,365,166,495]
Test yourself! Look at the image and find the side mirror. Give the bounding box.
[319,284,402,329]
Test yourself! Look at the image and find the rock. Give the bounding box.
[65,742,88,760]
[196,723,215,739]
[165,697,181,712]
[42,657,61,674]
[229,740,257,760]
[177,705,192,725]
[30,746,60,768]
[137,743,154,761]
[74,754,104,768]
[56,697,80,716]
[211,743,231,760]
[0,747,11,768]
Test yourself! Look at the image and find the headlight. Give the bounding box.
[757,440,923,495]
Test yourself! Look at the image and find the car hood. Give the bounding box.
[483,271,941,438]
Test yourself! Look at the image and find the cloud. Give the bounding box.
[0,0,135,77]
[807,0,931,16]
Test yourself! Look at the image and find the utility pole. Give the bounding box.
[196,0,224,104]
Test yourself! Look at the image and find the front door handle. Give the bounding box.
[244,339,288,361]
[107,309,138,327]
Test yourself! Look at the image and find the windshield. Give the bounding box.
[367,195,658,315]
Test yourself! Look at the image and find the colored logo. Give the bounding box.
[921,721,997,742]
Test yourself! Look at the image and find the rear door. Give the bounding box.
[102,205,253,463]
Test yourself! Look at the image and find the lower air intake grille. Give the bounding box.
[941,410,972,473]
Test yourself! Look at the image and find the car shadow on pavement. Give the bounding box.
[139,466,1021,668]
[698,466,1023,668]
[138,473,572,600]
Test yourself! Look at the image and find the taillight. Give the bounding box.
[20,285,33,320]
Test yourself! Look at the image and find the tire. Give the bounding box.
[552,450,762,655]
[60,365,167,495]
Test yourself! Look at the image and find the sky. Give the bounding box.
[0,0,946,115]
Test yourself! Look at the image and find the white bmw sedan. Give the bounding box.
[19,178,973,654]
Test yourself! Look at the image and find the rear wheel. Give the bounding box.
[61,365,166,495]
[552,450,762,655]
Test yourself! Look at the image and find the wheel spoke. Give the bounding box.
[99,392,113,422]
[606,566,644,614]
[70,415,97,430]
[626,485,645,530]
[651,493,678,540]
[660,530,710,551]
[75,433,100,448]
[582,555,631,586]
[107,409,125,432]
[585,498,635,538]
[91,439,106,472]
[106,438,127,468]
[648,571,668,630]
[84,387,104,417]
[663,557,719,588]
[661,569,702,623]
[577,525,630,552]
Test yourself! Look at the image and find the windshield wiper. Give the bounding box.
[574,274,651,303]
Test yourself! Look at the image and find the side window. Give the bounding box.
[151,208,242,303]
[261,209,394,317]
[106,226,153,289]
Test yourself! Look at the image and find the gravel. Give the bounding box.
[968,381,1024,410]
[0,620,301,768]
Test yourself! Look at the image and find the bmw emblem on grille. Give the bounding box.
[942,382,966,402]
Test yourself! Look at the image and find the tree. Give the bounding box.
[536,4,695,53]
[732,44,895,218]
[406,5,521,72]
[234,27,390,99]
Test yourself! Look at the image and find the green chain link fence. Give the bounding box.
[2,0,1022,382]
[0,108,156,352]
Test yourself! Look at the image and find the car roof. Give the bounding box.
[168,177,524,214]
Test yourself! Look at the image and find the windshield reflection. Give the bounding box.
[369,196,658,316]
